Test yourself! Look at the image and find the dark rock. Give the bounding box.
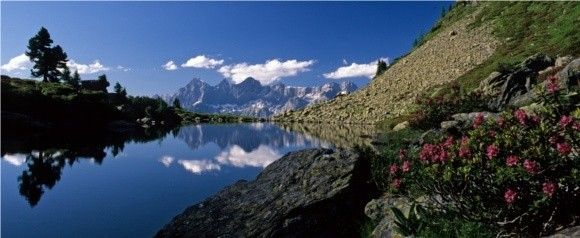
[156,148,376,238]
[478,53,555,109]
[521,53,554,72]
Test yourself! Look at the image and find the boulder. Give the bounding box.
[543,225,580,238]
[557,58,580,88]
[477,54,556,109]
[156,148,376,238]
[392,121,410,131]
[440,120,460,131]
[451,112,499,128]
[555,55,574,67]
[521,53,554,72]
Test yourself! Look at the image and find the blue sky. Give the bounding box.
[1,1,452,96]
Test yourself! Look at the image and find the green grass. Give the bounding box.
[413,2,477,49]
[458,2,580,91]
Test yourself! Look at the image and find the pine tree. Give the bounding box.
[173,98,181,109]
[113,82,128,105]
[96,74,110,92]
[60,67,72,84]
[71,70,81,90]
[375,59,388,78]
[114,82,123,94]
[25,27,68,82]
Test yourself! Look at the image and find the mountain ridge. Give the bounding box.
[164,77,358,117]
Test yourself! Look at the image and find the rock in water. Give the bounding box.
[156,148,375,238]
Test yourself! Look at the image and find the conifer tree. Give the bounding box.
[25,27,68,82]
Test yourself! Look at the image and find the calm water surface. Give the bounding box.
[1,123,374,238]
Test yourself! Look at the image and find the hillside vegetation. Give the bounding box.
[273,2,580,126]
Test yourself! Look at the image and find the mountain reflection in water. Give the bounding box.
[1,123,380,208]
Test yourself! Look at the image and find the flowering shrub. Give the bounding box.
[409,83,494,129]
[385,75,580,235]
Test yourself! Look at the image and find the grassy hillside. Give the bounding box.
[273,2,580,126]
[457,2,580,91]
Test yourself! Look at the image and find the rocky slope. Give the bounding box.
[274,3,499,124]
[164,77,357,117]
[156,148,376,237]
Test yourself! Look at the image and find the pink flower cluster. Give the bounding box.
[391,179,402,189]
[556,143,572,155]
[506,155,519,167]
[546,75,560,93]
[559,115,573,128]
[524,159,540,174]
[389,164,398,175]
[473,113,485,128]
[459,137,471,158]
[504,188,518,204]
[542,182,558,197]
[486,144,499,159]
[515,109,528,125]
[402,160,411,172]
[420,143,449,163]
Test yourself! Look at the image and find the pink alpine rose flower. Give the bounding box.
[486,144,499,159]
[504,188,518,204]
[391,179,402,189]
[542,182,558,197]
[389,164,398,175]
[559,115,573,128]
[442,136,454,149]
[524,159,539,174]
[473,113,484,128]
[506,155,519,167]
[402,160,411,172]
[459,145,471,158]
[514,109,528,125]
[546,75,560,93]
[556,143,572,155]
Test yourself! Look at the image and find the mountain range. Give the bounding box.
[163,77,357,117]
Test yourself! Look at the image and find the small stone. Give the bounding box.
[555,55,574,67]
[440,120,459,130]
[392,121,409,131]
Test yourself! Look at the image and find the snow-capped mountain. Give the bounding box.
[164,77,358,117]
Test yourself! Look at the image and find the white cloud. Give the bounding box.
[218,59,315,85]
[181,55,224,69]
[159,155,174,167]
[67,60,110,74]
[1,54,31,72]
[116,65,131,72]
[163,61,178,71]
[215,145,281,168]
[342,59,348,65]
[177,159,221,174]
[324,58,389,79]
[2,154,27,166]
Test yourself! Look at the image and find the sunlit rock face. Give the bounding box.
[163,77,358,117]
